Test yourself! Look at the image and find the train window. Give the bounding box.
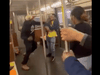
[16,15,25,31]
[85,8,92,26]
[57,8,73,27]
[34,17,40,22]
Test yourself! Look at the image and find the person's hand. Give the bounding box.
[43,36,46,40]
[60,27,84,42]
[27,36,33,41]
[62,50,75,61]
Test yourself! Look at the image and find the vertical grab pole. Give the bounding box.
[38,0,48,75]
[44,0,47,20]
[44,0,48,36]
[61,0,69,52]
[26,5,29,15]
[39,0,46,63]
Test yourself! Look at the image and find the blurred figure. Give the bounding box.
[21,15,44,70]
[62,50,91,75]
[44,14,59,61]
[64,6,92,70]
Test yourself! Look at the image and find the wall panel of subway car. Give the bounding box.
[10,0,92,75]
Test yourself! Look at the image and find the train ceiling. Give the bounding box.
[10,0,91,15]
[10,0,59,15]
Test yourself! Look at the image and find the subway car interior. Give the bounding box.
[10,0,92,75]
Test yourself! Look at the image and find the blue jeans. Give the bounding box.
[46,37,56,57]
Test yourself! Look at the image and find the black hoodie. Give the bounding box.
[21,20,41,40]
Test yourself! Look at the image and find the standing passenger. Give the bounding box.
[21,15,37,70]
[21,15,44,70]
[44,14,59,61]
[69,6,92,70]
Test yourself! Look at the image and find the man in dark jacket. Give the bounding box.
[44,14,59,61]
[21,15,42,70]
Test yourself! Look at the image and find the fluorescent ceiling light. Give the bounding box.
[51,1,61,8]
[65,0,68,3]
[40,6,51,11]
[58,12,62,14]
[51,1,69,8]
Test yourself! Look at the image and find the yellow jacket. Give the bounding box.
[48,30,57,37]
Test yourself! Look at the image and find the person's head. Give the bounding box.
[25,15,32,21]
[70,6,89,25]
[31,15,36,20]
[50,14,56,21]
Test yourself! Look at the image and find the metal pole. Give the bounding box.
[43,0,48,36]
[26,5,29,15]
[61,0,69,52]
[38,0,48,75]
[44,0,47,20]
[10,0,12,5]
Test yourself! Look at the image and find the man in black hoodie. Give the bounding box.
[21,15,43,70]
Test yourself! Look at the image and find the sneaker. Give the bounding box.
[46,53,51,57]
[51,56,55,62]
[22,64,30,71]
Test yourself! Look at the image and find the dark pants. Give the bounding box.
[40,38,48,49]
[22,40,37,65]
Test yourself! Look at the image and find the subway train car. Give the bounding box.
[10,0,92,75]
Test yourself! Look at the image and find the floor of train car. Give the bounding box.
[15,45,68,75]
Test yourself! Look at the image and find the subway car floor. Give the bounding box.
[15,45,68,75]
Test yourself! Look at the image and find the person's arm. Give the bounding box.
[62,50,91,75]
[49,20,59,31]
[21,21,33,40]
[64,57,91,75]
[80,35,92,50]
[61,27,92,50]
[75,32,92,50]
[21,23,30,40]
[32,20,45,25]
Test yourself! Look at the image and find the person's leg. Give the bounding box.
[50,37,56,61]
[32,40,37,52]
[21,40,33,70]
[46,37,51,57]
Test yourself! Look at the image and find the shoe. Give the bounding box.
[51,56,55,62]
[22,64,30,71]
[46,53,51,57]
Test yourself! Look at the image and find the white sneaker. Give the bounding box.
[51,56,55,62]
[22,64,30,71]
